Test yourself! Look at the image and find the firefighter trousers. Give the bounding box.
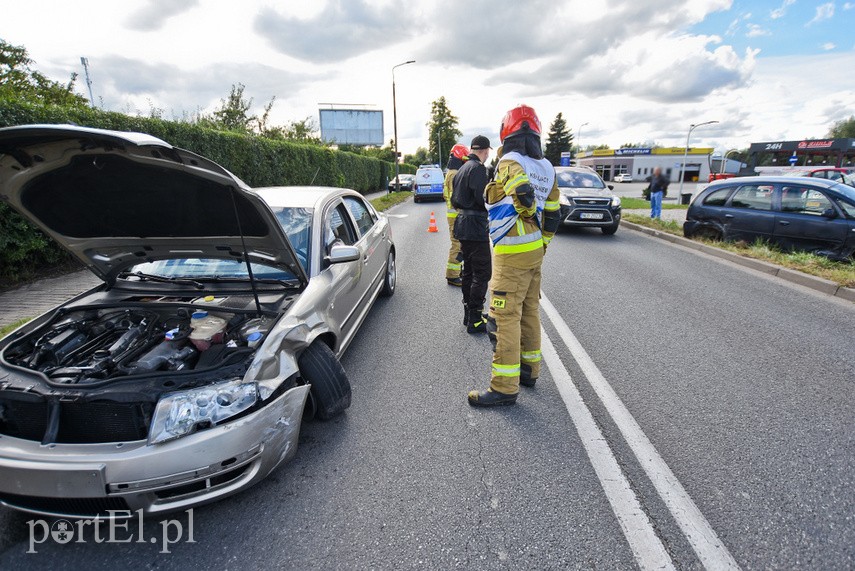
[459,240,492,311]
[488,262,543,395]
[446,216,462,279]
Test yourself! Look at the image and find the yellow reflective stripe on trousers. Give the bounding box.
[447,207,458,218]
[447,262,461,270]
[544,200,560,211]
[492,363,521,377]
[521,350,542,363]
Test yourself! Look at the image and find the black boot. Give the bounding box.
[520,363,537,388]
[462,302,469,326]
[447,276,463,287]
[467,308,486,334]
[468,389,517,407]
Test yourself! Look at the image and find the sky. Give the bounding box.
[3,0,855,158]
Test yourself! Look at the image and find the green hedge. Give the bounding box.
[0,98,400,285]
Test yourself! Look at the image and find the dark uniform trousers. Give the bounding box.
[459,240,491,311]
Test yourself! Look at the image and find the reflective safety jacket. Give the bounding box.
[443,169,458,219]
[485,151,561,268]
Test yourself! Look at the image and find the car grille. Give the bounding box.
[0,492,130,518]
[573,197,611,206]
[0,395,151,444]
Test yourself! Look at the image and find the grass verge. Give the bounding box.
[371,191,413,212]
[623,213,855,288]
[620,197,687,210]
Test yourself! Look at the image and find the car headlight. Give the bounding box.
[559,193,573,206]
[611,196,622,207]
[148,379,258,444]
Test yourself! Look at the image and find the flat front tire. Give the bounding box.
[298,341,351,421]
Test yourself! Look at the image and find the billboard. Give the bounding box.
[319,109,384,146]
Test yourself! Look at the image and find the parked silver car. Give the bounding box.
[0,125,396,518]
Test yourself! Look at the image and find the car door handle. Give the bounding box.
[363,255,370,264]
[779,221,790,226]
[724,214,734,219]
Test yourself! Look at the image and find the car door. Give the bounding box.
[774,184,849,254]
[342,195,387,305]
[320,200,364,342]
[723,183,777,242]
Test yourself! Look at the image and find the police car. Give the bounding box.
[413,164,445,203]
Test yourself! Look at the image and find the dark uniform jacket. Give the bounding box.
[451,154,489,242]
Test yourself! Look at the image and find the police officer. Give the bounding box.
[443,144,469,287]
[451,135,492,333]
[468,105,560,407]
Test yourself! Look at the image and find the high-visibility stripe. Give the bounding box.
[543,234,553,245]
[492,363,521,377]
[494,238,544,255]
[504,174,528,195]
[447,262,461,270]
[521,350,542,363]
[447,211,458,218]
[544,200,560,211]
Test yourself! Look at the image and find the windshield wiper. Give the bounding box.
[200,276,302,288]
[118,271,205,289]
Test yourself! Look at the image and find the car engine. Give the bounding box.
[2,306,275,384]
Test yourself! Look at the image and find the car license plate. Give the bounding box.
[580,212,604,220]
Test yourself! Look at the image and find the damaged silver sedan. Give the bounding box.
[0,125,396,518]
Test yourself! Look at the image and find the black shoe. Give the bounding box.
[467,389,517,407]
[447,277,463,287]
[520,364,537,388]
[467,310,487,334]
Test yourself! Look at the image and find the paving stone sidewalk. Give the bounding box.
[0,269,100,329]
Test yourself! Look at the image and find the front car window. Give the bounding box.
[324,204,357,256]
[781,186,832,216]
[343,196,375,237]
[272,206,312,272]
[730,185,774,210]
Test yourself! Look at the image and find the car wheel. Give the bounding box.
[298,341,351,421]
[414,196,420,203]
[694,226,722,241]
[601,222,619,235]
[380,250,396,297]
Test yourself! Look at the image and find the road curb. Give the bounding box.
[622,221,854,303]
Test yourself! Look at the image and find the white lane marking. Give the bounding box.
[386,214,409,218]
[541,331,676,571]
[541,294,741,570]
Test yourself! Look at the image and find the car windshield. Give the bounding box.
[557,170,605,189]
[830,181,855,201]
[130,258,298,281]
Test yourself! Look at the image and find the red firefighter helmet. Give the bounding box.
[450,143,469,160]
[499,104,542,142]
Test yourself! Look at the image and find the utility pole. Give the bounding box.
[80,57,95,107]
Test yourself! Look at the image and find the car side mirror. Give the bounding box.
[608,184,614,190]
[821,208,837,219]
[327,244,360,264]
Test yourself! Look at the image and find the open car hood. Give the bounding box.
[0,125,308,287]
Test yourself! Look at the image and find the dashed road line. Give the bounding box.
[541,293,740,570]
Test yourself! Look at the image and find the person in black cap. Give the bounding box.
[451,135,492,333]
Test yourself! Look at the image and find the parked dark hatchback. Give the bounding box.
[684,176,855,260]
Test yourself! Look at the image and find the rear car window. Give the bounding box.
[703,188,732,206]
[730,185,774,210]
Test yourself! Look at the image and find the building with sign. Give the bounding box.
[575,147,714,183]
[740,138,855,175]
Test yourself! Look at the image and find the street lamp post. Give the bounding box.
[721,149,739,174]
[678,120,718,202]
[392,60,415,193]
[577,122,589,159]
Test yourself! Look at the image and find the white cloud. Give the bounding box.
[124,0,199,31]
[747,24,771,37]
[822,43,836,50]
[844,2,855,9]
[770,0,795,20]
[807,3,835,25]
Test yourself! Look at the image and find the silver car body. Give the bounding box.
[0,125,394,518]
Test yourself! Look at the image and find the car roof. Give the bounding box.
[253,186,362,208]
[706,175,841,189]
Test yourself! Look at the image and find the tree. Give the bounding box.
[404,147,431,166]
[544,112,573,166]
[0,39,88,107]
[281,117,322,144]
[828,116,855,139]
[426,97,462,169]
[208,83,254,133]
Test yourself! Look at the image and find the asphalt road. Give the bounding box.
[1,197,853,570]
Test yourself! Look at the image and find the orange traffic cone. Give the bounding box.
[428,212,438,233]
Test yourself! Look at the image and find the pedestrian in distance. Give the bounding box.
[468,104,561,407]
[443,144,469,287]
[451,135,492,334]
[649,166,669,219]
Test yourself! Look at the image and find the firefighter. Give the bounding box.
[451,135,492,333]
[468,105,561,407]
[443,144,469,287]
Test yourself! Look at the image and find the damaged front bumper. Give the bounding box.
[0,384,309,518]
